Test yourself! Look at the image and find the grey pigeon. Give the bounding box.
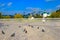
[42,29,45,32]
[11,33,15,37]
[2,30,5,34]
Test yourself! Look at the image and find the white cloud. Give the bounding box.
[7,2,12,6]
[45,0,54,2]
[1,4,5,6]
[26,7,41,11]
[0,2,12,7]
[56,5,60,8]
[46,9,53,12]
[0,3,5,7]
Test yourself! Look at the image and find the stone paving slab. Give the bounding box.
[0,19,60,40]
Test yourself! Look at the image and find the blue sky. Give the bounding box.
[0,0,60,15]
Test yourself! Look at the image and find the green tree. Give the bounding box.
[2,15,11,19]
[28,14,33,18]
[50,9,60,18]
[33,14,42,18]
[0,12,2,18]
[14,14,23,18]
[56,9,60,13]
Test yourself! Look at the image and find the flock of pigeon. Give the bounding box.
[1,24,45,37]
[0,20,60,40]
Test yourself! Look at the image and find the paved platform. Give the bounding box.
[0,19,60,40]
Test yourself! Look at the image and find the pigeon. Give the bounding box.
[23,29,25,32]
[19,26,21,28]
[23,29,27,33]
[11,33,15,37]
[37,27,39,29]
[2,30,5,34]
[25,31,27,33]
[31,26,34,28]
[28,25,33,28]
[42,29,45,32]
[28,25,31,26]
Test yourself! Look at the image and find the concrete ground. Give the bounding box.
[0,19,60,40]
